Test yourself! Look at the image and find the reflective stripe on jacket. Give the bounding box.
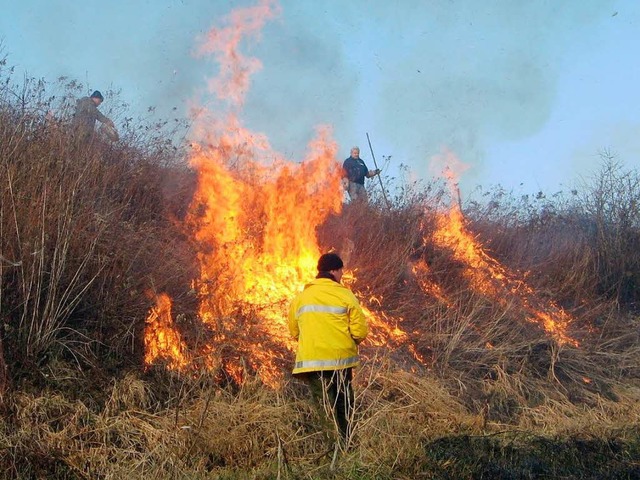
[288,278,368,374]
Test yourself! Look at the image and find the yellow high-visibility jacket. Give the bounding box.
[289,278,369,374]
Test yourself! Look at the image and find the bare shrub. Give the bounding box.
[576,154,640,305]
[0,69,196,382]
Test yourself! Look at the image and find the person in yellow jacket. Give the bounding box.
[289,253,368,443]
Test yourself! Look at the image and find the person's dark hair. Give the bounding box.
[90,90,104,101]
[317,253,343,272]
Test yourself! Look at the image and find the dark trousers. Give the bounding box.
[304,368,354,442]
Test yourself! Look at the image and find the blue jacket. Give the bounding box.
[343,157,370,185]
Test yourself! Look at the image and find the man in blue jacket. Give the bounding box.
[342,146,380,202]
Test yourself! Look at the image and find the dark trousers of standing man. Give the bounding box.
[305,368,354,443]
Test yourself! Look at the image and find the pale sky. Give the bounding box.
[2,0,638,196]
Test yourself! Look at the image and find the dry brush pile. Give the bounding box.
[1,69,640,478]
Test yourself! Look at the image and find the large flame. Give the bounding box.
[144,2,580,386]
[144,0,346,386]
[189,127,342,314]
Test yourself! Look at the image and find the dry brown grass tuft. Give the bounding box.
[3,363,640,478]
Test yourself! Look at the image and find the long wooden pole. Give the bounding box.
[366,132,391,209]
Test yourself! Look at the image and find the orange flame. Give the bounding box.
[143,127,343,385]
[144,293,189,371]
[428,150,578,346]
[190,127,342,313]
[412,259,450,305]
[361,304,407,347]
[144,1,348,385]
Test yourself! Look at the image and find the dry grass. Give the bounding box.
[2,363,640,478]
[2,68,640,478]
[0,70,196,381]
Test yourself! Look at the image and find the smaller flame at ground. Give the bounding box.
[144,293,190,371]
